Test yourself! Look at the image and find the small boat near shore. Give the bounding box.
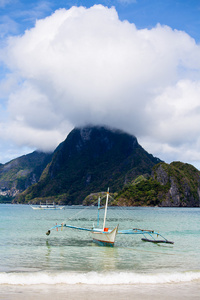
[46,188,174,246]
[91,189,118,246]
[30,201,64,210]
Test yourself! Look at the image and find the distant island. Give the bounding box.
[0,126,199,207]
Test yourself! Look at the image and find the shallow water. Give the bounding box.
[0,205,200,285]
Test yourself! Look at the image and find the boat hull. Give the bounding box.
[30,205,64,210]
[91,225,118,246]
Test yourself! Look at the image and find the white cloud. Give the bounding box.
[1,5,200,166]
[147,80,200,143]
[0,0,11,8]
[16,1,52,24]
[0,16,19,38]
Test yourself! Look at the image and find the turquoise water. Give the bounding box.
[0,204,200,285]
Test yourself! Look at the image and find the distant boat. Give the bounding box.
[30,201,64,210]
[46,188,174,246]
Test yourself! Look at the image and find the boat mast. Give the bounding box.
[103,188,109,230]
[97,196,100,227]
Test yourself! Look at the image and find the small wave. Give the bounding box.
[0,271,200,285]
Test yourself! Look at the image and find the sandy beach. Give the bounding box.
[1,282,200,300]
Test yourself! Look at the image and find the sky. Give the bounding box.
[0,0,200,169]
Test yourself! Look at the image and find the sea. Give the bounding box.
[0,204,200,298]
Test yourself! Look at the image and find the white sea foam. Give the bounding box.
[0,271,200,285]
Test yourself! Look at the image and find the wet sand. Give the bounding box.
[1,282,200,300]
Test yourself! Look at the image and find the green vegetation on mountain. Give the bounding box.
[0,195,13,203]
[1,126,199,207]
[15,126,161,204]
[0,151,52,200]
[115,178,166,206]
[115,161,200,207]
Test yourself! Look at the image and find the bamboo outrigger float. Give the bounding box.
[46,189,174,246]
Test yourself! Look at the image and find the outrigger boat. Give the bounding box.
[30,201,64,210]
[46,189,174,246]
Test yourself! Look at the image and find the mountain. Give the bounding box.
[0,151,53,202]
[153,161,200,206]
[15,126,161,204]
[116,161,200,207]
[2,126,199,207]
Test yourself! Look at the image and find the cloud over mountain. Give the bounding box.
[1,5,200,164]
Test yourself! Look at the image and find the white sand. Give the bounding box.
[1,282,200,300]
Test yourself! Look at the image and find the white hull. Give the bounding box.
[30,205,64,210]
[91,225,118,246]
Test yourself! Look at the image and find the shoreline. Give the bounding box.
[1,282,200,300]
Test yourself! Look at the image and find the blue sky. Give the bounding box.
[1,1,199,81]
[1,1,200,41]
[0,0,200,168]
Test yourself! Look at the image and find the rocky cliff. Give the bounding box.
[16,126,161,204]
[116,161,200,207]
[0,151,52,200]
[1,126,199,207]
[152,162,200,206]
